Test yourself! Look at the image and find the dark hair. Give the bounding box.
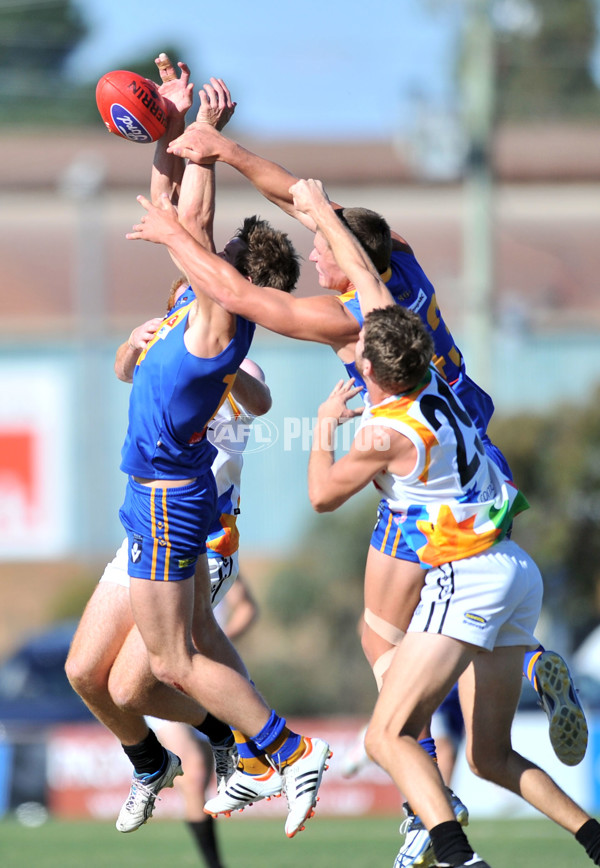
[362,306,433,393]
[235,216,300,292]
[334,207,392,274]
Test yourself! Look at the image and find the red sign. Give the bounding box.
[0,364,71,557]
[0,429,37,526]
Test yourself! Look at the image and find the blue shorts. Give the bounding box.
[370,499,420,563]
[119,473,217,581]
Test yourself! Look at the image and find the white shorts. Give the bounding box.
[100,538,239,608]
[144,714,209,740]
[408,539,542,651]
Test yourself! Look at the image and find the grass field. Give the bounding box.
[0,815,596,868]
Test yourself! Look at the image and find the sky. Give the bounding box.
[68,0,461,140]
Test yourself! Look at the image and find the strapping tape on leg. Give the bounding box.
[364,608,405,646]
[372,648,397,690]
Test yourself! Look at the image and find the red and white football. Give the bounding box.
[96,70,168,144]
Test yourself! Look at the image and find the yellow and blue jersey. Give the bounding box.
[120,305,255,479]
[339,248,495,440]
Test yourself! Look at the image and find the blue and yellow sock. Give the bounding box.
[251,710,304,768]
[523,644,545,690]
[232,729,272,775]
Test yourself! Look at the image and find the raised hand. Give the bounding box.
[196,77,236,130]
[289,178,330,219]
[318,378,364,425]
[126,193,181,245]
[168,122,224,164]
[154,52,194,120]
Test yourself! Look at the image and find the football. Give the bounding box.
[96,70,168,144]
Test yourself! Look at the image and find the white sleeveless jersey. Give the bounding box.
[205,394,255,557]
[359,368,528,569]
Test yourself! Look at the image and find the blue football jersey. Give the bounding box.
[339,248,495,436]
[120,304,255,479]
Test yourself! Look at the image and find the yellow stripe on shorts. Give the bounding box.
[162,487,170,580]
[380,511,393,552]
[150,488,158,581]
[390,524,402,558]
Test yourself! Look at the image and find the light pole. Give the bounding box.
[59,154,109,561]
[461,0,496,394]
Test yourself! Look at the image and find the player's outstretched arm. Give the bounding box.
[127,194,360,346]
[168,126,320,231]
[127,192,260,299]
[291,179,395,315]
[177,78,236,250]
[168,126,415,251]
[151,53,194,205]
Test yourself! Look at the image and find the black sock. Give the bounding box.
[122,729,167,778]
[430,820,474,866]
[576,818,600,864]
[187,817,223,868]
[195,713,234,747]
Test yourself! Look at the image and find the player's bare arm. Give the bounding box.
[177,159,216,253]
[309,421,413,513]
[169,129,418,260]
[309,381,384,513]
[308,379,418,513]
[127,194,360,347]
[169,129,410,244]
[221,577,259,641]
[151,53,194,205]
[177,76,236,243]
[114,317,164,382]
[291,179,395,315]
[177,78,236,249]
[158,75,238,332]
[232,359,272,416]
[168,127,319,231]
[165,157,236,360]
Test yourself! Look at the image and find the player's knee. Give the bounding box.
[108,660,160,713]
[364,721,386,766]
[64,649,81,689]
[465,743,507,784]
[466,755,496,782]
[65,649,107,701]
[109,676,143,713]
[145,653,183,692]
